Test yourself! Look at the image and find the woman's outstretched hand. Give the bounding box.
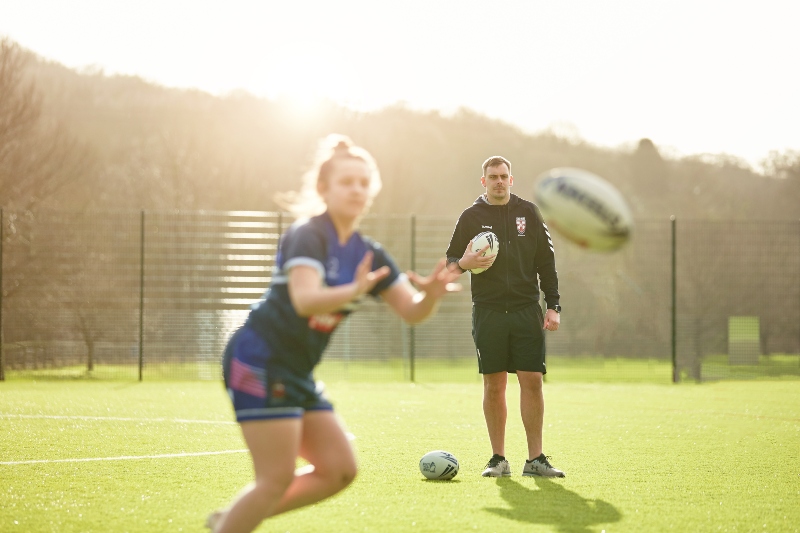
[406,258,462,299]
[352,251,391,299]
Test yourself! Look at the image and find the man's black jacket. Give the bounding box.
[445,193,560,313]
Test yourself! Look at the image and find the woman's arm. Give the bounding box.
[288,251,390,317]
[380,259,462,324]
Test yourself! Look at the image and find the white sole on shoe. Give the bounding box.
[205,510,223,531]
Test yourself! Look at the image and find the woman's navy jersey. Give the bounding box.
[245,211,403,375]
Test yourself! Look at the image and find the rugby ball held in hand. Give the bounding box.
[533,167,633,251]
[419,450,459,480]
[469,231,499,274]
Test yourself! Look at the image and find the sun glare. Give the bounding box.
[1,0,798,165]
[254,46,343,103]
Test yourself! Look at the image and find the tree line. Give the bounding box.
[2,38,798,377]
[2,37,799,220]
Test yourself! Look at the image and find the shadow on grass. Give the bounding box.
[485,477,621,533]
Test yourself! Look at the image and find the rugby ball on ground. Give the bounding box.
[469,231,499,274]
[533,167,633,251]
[419,450,459,480]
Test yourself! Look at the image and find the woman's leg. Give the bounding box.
[213,411,356,532]
[270,410,357,516]
[214,417,302,533]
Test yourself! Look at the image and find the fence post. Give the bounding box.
[409,214,416,383]
[671,215,677,383]
[139,210,145,382]
[0,207,4,382]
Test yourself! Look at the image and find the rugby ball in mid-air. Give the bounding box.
[469,231,500,274]
[419,450,459,480]
[533,167,633,251]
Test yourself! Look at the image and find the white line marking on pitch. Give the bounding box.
[0,449,249,466]
[1,415,357,440]
[0,414,235,424]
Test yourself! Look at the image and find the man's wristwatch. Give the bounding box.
[549,305,561,313]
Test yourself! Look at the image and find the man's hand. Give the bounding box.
[458,239,496,272]
[543,309,560,331]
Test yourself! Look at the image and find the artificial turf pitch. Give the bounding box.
[1,380,798,532]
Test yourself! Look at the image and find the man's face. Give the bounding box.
[481,163,513,204]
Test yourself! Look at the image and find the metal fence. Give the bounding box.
[1,209,798,383]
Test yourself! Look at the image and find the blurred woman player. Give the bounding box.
[207,135,461,533]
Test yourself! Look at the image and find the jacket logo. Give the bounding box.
[516,217,526,235]
[482,225,493,229]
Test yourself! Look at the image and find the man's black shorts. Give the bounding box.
[472,304,546,374]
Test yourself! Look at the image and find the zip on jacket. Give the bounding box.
[445,193,560,313]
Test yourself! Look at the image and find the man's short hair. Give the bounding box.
[482,156,511,175]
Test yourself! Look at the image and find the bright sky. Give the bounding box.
[2,0,798,168]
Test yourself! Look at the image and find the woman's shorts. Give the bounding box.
[222,326,333,423]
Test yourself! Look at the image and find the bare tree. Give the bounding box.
[1,39,97,304]
[0,38,94,212]
[762,150,800,216]
[1,39,99,376]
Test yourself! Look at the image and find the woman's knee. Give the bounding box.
[341,461,357,487]
[253,469,294,500]
[318,456,357,490]
[332,456,358,488]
